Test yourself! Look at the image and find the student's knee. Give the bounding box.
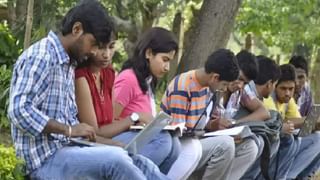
[211,136,235,160]
[312,132,320,144]
[236,139,259,160]
[152,131,173,154]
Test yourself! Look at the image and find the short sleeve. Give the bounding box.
[286,98,301,118]
[114,69,136,107]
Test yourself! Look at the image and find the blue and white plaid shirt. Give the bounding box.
[8,31,79,174]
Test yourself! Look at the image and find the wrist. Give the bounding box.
[64,125,72,138]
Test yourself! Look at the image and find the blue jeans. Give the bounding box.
[287,132,320,179]
[113,131,172,167]
[297,152,320,178]
[242,134,299,180]
[158,134,181,174]
[30,145,168,180]
[266,134,300,180]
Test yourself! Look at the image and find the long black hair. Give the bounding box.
[121,27,178,94]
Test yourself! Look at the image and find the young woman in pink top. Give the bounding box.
[113,27,180,173]
[75,28,177,173]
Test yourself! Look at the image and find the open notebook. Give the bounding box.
[130,123,186,136]
[298,104,320,137]
[124,111,172,154]
[203,125,253,139]
[70,111,172,155]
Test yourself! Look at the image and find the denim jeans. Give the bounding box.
[297,152,320,178]
[159,134,181,174]
[241,134,294,180]
[167,137,202,180]
[189,136,257,180]
[30,145,168,180]
[287,132,320,179]
[266,134,300,180]
[113,131,172,167]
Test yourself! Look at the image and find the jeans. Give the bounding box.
[287,132,320,179]
[113,131,172,167]
[189,136,257,180]
[30,145,168,180]
[297,152,320,178]
[159,134,181,174]
[266,134,300,180]
[167,137,202,180]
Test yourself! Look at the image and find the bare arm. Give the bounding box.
[238,98,270,123]
[286,117,305,129]
[75,78,132,138]
[43,120,96,141]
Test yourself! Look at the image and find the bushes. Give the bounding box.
[0,145,24,180]
[0,65,11,131]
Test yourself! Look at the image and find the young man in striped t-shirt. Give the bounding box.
[161,49,258,180]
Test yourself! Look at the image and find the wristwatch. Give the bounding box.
[130,112,140,125]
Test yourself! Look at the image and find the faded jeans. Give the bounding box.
[30,145,168,180]
[287,132,320,179]
[113,131,172,168]
[189,136,258,180]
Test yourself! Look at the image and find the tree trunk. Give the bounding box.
[177,0,242,74]
[310,48,320,103]
[7,0,16,29]
[245,33,253,52]
[168,11,184,81]
[24,0,34,49]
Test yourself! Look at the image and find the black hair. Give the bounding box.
[61,0,114,45]
[277,64,296,86]
[121,27,178,93]
[289,55,308,76]
[205,49,239,82]
[236,50,258,80]
[254,55,281,85]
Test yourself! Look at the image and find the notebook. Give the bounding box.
[130,123,186,137]
[70,111,172,154]
[298,104,320,137]
[203,125,253,139]
[124,111,172,154]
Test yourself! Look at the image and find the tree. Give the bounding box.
[177,0,242,74]
[23,0,34,49]
[236,0,320,102]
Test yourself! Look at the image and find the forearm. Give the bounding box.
[43,119,69,136]
[237,107,270,123]
[286,118,305,129]
[95,135,124,147]
[97,118,132,138]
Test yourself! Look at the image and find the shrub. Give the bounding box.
[0,65,11,130]
[0,145,24,180]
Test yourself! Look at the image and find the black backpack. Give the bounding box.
[233,108,283,180]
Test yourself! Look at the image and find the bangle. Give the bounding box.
[68,125,72,138]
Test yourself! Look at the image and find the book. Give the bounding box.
[203,125,253,139]
[130,123,186,136]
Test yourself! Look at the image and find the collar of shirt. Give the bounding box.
[47,31,70,65]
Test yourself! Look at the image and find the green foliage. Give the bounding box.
[236,0,320,55]
[0,23,21,66]
[0,145,24,180]
[0,23,15,131]
[0,65,11,130]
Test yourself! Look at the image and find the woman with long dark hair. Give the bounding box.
[113,27,180,173]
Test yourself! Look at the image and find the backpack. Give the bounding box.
[233,108,283,180]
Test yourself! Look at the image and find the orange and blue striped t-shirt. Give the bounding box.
[161,70,212,128]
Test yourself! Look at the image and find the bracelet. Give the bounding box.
[68,125,72,138]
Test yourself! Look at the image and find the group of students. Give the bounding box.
[7,0,320,180]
